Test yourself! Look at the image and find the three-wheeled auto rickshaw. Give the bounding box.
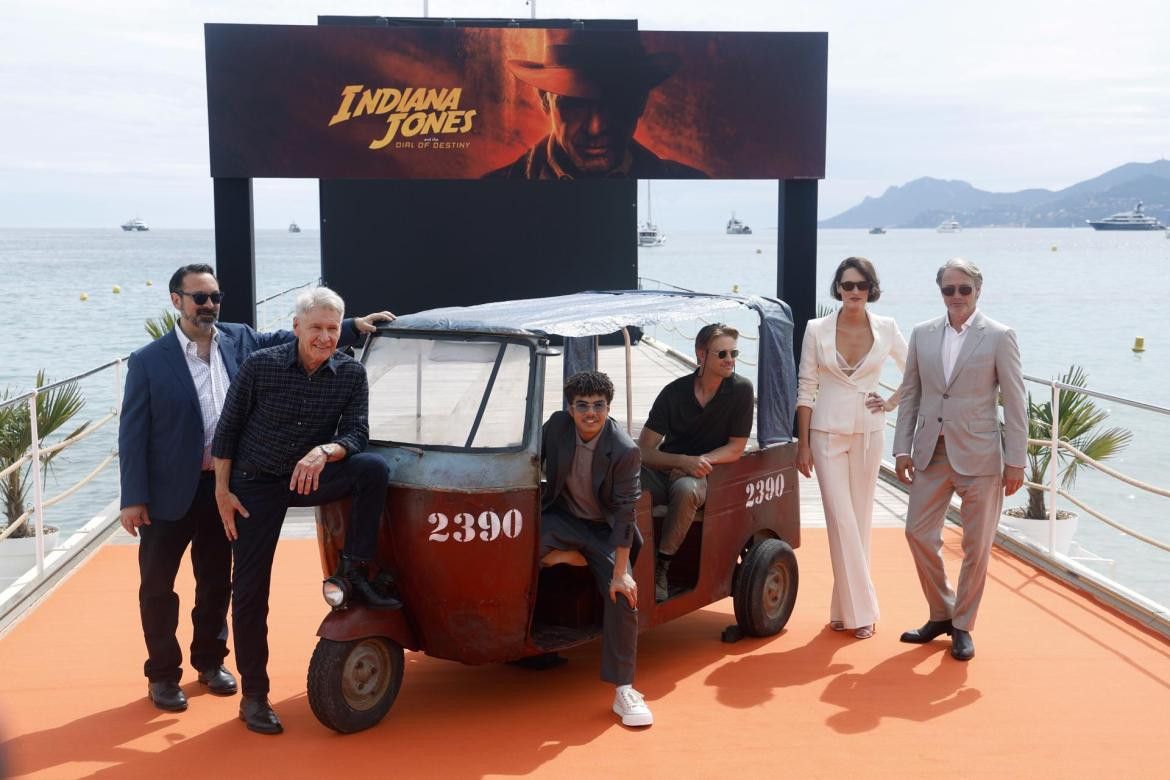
[307,290,802,732]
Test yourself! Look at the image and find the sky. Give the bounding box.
[1,0,1168,229]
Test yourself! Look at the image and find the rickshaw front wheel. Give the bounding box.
[308,636,404,733]
[733,538,798,637]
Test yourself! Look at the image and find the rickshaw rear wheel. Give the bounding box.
[733,538,798,637]
[308,636,404,733]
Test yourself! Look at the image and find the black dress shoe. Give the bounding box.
[899,619,954,644]
[338,558,403,610]
[239,696,283,734]
[951,629,975,661]
[147,681,188,712]
[198,665,238,696]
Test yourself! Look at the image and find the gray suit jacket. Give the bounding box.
[540,412,643,554]
[893,311,1027,476]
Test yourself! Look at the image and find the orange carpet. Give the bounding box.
[1,528,1167,779]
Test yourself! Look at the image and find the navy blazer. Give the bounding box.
[118,320,362,521]
[540,411,643,556]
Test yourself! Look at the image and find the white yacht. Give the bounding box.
[1086,202,1167,231]
[936,216,962,233]
[726,213,752,234]
[120,216,149,232]
[638,182,665,247]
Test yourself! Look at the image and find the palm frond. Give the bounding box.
[145,310,179,340]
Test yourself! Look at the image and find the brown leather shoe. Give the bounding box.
[148,681,188,712]
[197,665,238,696]
[239,696,283,734]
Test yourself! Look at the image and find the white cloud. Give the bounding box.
[1,0,1168,226]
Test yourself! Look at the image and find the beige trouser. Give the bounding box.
[811,429,883,629]
[904,437,1003,632]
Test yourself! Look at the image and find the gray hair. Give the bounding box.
[294,286,345,319]
[935,257,983,288]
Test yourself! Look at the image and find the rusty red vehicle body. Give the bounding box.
[306,291,802,732]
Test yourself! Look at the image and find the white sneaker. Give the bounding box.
[612,687,654,727]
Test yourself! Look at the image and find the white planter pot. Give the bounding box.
[0,526,62,580]
[1000,512,1079,556]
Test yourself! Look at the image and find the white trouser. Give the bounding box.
[810,429,884,629]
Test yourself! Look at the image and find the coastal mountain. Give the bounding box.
[821,159,1170,228]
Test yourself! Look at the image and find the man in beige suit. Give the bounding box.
[893,258,1026,661]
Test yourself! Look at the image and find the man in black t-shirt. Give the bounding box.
[638,323,754,601]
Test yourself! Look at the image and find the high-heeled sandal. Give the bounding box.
[854,624,875,639]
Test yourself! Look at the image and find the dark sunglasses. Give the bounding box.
[939,285,974,297]
[177,290,224,305]
[838,280,871,292]
[711,349,740,359]
[571,400,608,414]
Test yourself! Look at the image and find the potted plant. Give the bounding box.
[0,371,89,580]
[1001,366,1132,554]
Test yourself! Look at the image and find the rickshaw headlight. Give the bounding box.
[322,577,349,608]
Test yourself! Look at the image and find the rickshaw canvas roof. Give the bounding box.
[387,290,772,338]
[388,291,798,445]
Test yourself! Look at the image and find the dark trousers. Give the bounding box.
[138,472,231,683]
[229,452,388,697]
[539,509,638,686]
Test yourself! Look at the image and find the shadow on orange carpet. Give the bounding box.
[1,528,1167,779]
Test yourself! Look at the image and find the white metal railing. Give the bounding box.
[874,374,1170,557]
[2,280,318,617]
[0,357,124,574]
[256,278,321,332]
[1019,374,1170,554]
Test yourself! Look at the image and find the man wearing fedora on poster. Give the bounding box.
[485,31,708,179]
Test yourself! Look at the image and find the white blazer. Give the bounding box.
[797,311,908,435]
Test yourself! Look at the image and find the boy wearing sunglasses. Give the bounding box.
[638,323,754,602]
[538,371,652,727]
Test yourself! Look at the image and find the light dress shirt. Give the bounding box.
[942,310,976,384]
[174,325,230,470]
[560,432,606,521]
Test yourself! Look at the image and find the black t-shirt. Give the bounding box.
[644,371,754,456]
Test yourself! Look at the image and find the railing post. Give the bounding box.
[27,395,45,576]
[115,358,124,416]
[1047,380,1060,554]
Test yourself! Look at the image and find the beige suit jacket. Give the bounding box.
[797,311,908,435]
[893,311,1027,476]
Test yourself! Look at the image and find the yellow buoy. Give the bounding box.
[146,280,153,286]
[1050,245,1058,252]
[1132,337,1145,353]
[112,285,122,294]
[79,292,89,301]
[731,283,741,293]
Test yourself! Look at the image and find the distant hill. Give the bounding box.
[821,159,1170,228]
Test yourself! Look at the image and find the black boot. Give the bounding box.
[655,557,671,602]
[338,557,403,610]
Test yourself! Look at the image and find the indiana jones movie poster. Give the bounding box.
[204,25,826,181]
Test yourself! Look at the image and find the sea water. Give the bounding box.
[1,227,1166,604]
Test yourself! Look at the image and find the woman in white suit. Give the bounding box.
[796,257,907,639]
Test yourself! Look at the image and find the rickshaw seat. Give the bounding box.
[541,549,588,567]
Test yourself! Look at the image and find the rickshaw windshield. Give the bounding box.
[363,334,532,450]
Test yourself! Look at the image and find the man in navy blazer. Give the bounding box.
[118,263,390,712]
[539,371,652,727]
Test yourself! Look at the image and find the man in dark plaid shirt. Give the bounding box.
[211,286,398,735]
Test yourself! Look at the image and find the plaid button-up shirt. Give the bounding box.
[212,341,369,476]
